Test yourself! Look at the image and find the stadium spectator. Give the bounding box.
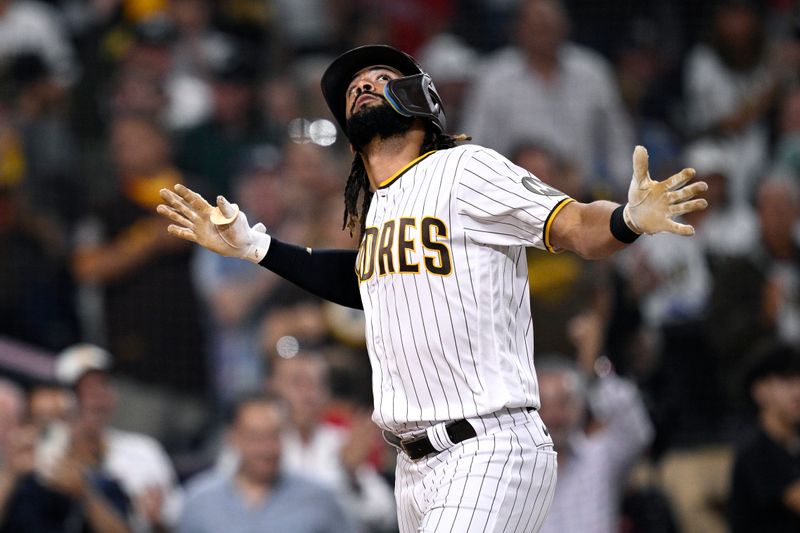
[176,42,270,197]
[536,343,653,532]
[0,436,132,533]
[55,344,184,533]
[269,348,396,532]
[416,33,479,132]
[684,141,763,416]
[122,16,212,130]
[0,138,80,351]
[271,0,341,56]
[4,51,82,229]
[279,141,343,207]
[191,149,287,405]
[731,342,800,533]
[756,176,800,347]
[617,193,731,533]
[169,0,232,79]
[683,1,798,206]
[0,0,78,86]
[4,2,800,532]
[463,0,634,194]
[27,382,74,430]
[180,393,358,533]
[71,114,210,437]
[0,410,132,532]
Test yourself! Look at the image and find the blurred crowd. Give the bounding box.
[1,0,800,531]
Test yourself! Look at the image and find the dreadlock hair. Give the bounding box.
[342,128,472,237]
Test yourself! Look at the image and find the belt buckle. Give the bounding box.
[399,433,426,457]
[399,439,412,455]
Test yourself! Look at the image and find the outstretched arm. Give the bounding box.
[259,240,362,309]
[550,145,708,259]
[157,184,363,309]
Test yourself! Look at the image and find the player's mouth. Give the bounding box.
[352,93,380,113]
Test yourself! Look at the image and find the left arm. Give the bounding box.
[550,146,708,258]
[549,200,625,260]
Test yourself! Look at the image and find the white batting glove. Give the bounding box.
[623,145,709,236]
[157,184,271,264]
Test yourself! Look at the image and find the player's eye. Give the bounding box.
[377,74,391,82]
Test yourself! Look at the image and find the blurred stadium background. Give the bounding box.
[1,0,799,532]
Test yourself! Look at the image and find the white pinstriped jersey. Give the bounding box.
[356,144,572,434]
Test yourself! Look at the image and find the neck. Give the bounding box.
[235,470,272,507]
[761,410,799,449]
[527,51,560,79]
[296,421,316,444]
[360,125,426,191]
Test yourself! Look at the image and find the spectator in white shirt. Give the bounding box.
[55,344,184,533]
[463,0,634,194]
[683,2,800,206]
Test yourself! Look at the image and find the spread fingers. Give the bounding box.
[157,204,193,228]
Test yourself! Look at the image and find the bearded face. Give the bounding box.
[345,99,415,152]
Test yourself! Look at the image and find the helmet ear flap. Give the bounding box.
[383,73,447,132]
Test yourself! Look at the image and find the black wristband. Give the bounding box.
[610,205,640,243]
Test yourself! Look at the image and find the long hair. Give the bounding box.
[342,128,471,237]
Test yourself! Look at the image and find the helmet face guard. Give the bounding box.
[383,73,446,132]
[321,44,447,138]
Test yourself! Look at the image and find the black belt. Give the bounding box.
[384,419,477,460]
[384,407,535,460]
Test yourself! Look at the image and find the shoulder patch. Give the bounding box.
[521,175,562,197]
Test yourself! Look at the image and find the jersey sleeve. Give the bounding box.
[455,147,573,251]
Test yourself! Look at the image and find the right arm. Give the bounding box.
[157,185,363,310]
[259,240,361,309]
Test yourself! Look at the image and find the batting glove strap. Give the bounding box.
[242,226,272,264]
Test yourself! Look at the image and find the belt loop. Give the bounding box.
[426,422,455,452]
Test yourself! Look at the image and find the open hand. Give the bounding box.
[623,146,708,236]
[157,184,271,263]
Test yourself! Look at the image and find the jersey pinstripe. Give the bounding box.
[356,144,571,434]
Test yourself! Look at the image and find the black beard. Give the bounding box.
[345,101,414,151]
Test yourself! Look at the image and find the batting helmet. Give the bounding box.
[320,44,447,135]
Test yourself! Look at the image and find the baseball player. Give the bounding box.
[157,45,707,532]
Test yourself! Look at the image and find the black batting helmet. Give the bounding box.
[320,44,447,135]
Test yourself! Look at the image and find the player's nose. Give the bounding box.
[355,80,374,95]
